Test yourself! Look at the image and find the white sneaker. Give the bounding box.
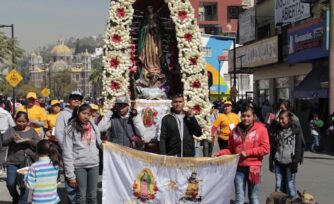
[0,169,6,178]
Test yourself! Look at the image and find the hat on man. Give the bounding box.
[69,91,83,100]
[224,101,233,106]
[51,100,60,106]
[26,92,37,99]
[115,95,129,104]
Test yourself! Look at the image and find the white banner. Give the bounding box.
[275,0,311,25]
[102,143,239,204]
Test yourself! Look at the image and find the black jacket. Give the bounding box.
[159,113,202,157]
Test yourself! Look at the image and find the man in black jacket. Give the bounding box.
[159,94,202,157]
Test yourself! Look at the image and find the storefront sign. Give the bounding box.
[239,8,256,44]
[275,0,311,25]
[229,36,279,70]
[288,19,328,63]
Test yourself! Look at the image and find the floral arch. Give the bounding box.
[102,0,211,139]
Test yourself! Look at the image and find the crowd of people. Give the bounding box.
[0,91,330,204]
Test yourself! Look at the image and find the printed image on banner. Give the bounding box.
[102,142,239,204]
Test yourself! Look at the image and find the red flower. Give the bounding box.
[178,10,188,21]
[192,105,202,114]
[149,194,155,199]
[153,185,158,191]
[111,81,121,90]
[133,192,139,197]
[184,33,193,42]
[192,192,198,198]
[189,57,197,65]
[111,35,122,43]
[116,7,126,18]
[192,80,201,88]
[109,58,119,68]
[152,112,158,117]
[132,183,137,189]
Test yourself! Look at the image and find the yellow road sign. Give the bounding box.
[41,88,50,97]
[5,69,23,88]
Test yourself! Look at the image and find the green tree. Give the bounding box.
[89,57,103,97]
[0,32,24,67]
[51,70,77,99]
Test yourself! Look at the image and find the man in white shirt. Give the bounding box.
[0,105,15,176]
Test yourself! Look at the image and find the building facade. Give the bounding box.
[233,0,331,150]
[29,40,93,98]
[189,0,254,36]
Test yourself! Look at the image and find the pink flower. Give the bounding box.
[189,57,197,65]
[109,58,119,68]
[192,80,201,88]
[111,35,122,43]
[178,10,188,21]
[184,33,193,42]
[116,7,125,18]
[129,66,137,73]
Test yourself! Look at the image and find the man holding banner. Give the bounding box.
[159,94,202,157]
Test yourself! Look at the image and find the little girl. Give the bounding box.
[24,140,62,204]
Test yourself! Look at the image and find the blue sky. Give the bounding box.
[0,0,110,51]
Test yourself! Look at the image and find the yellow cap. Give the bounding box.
[224,101,233,106]
[51,100,60,106]
[90,104,99,110]
[26,92,37,99]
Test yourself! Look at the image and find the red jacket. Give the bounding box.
[217,121,270,167]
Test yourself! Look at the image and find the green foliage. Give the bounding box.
[89,57,103,97]
[0,32,24,67]
[50,70,77,99]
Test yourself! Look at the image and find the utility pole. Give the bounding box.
[330,2,334,113]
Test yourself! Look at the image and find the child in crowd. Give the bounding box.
[24,140,62,204]
[2,111,40,204]
[270,110,304,197]
[63,104,102,204]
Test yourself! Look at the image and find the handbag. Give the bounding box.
[119,119,144,150]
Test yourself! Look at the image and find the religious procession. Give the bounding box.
[2,0,332,203]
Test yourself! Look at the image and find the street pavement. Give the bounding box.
[0,151,333,204]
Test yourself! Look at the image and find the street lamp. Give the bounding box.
[0,24,16,113]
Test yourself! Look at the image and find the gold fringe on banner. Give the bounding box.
[103,142,238,169]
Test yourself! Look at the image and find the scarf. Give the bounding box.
[82,123,93,145]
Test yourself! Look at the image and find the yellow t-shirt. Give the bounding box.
[46,113,59,130]
[213,113,240,140]
[17,105,47,135]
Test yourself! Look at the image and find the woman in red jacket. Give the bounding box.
[214,106,270,204]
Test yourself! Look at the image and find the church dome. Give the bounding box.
[51,41,72,56]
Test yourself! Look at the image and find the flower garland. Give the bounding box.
[103,0,211,140]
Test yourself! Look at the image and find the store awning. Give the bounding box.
[293,67,328,99]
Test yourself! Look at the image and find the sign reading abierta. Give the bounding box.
[275,0,311,25]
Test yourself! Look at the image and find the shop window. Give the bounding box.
[259,79,270,89]
[240,74,251,90]
[257,24,271,40]
[76,74,80,81]
[276,88,289,100]
[259,89,270,105]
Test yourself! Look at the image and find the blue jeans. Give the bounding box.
[6,164,29,204]
[75,166,99,204]
[234,166,260,204]
[311,134,320,151]
[65,179,77,204]
[274,161,296,196]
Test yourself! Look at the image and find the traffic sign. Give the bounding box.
[5,69,23,88]
[41,88,50,97]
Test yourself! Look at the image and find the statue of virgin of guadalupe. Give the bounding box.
[137,5,166,89]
